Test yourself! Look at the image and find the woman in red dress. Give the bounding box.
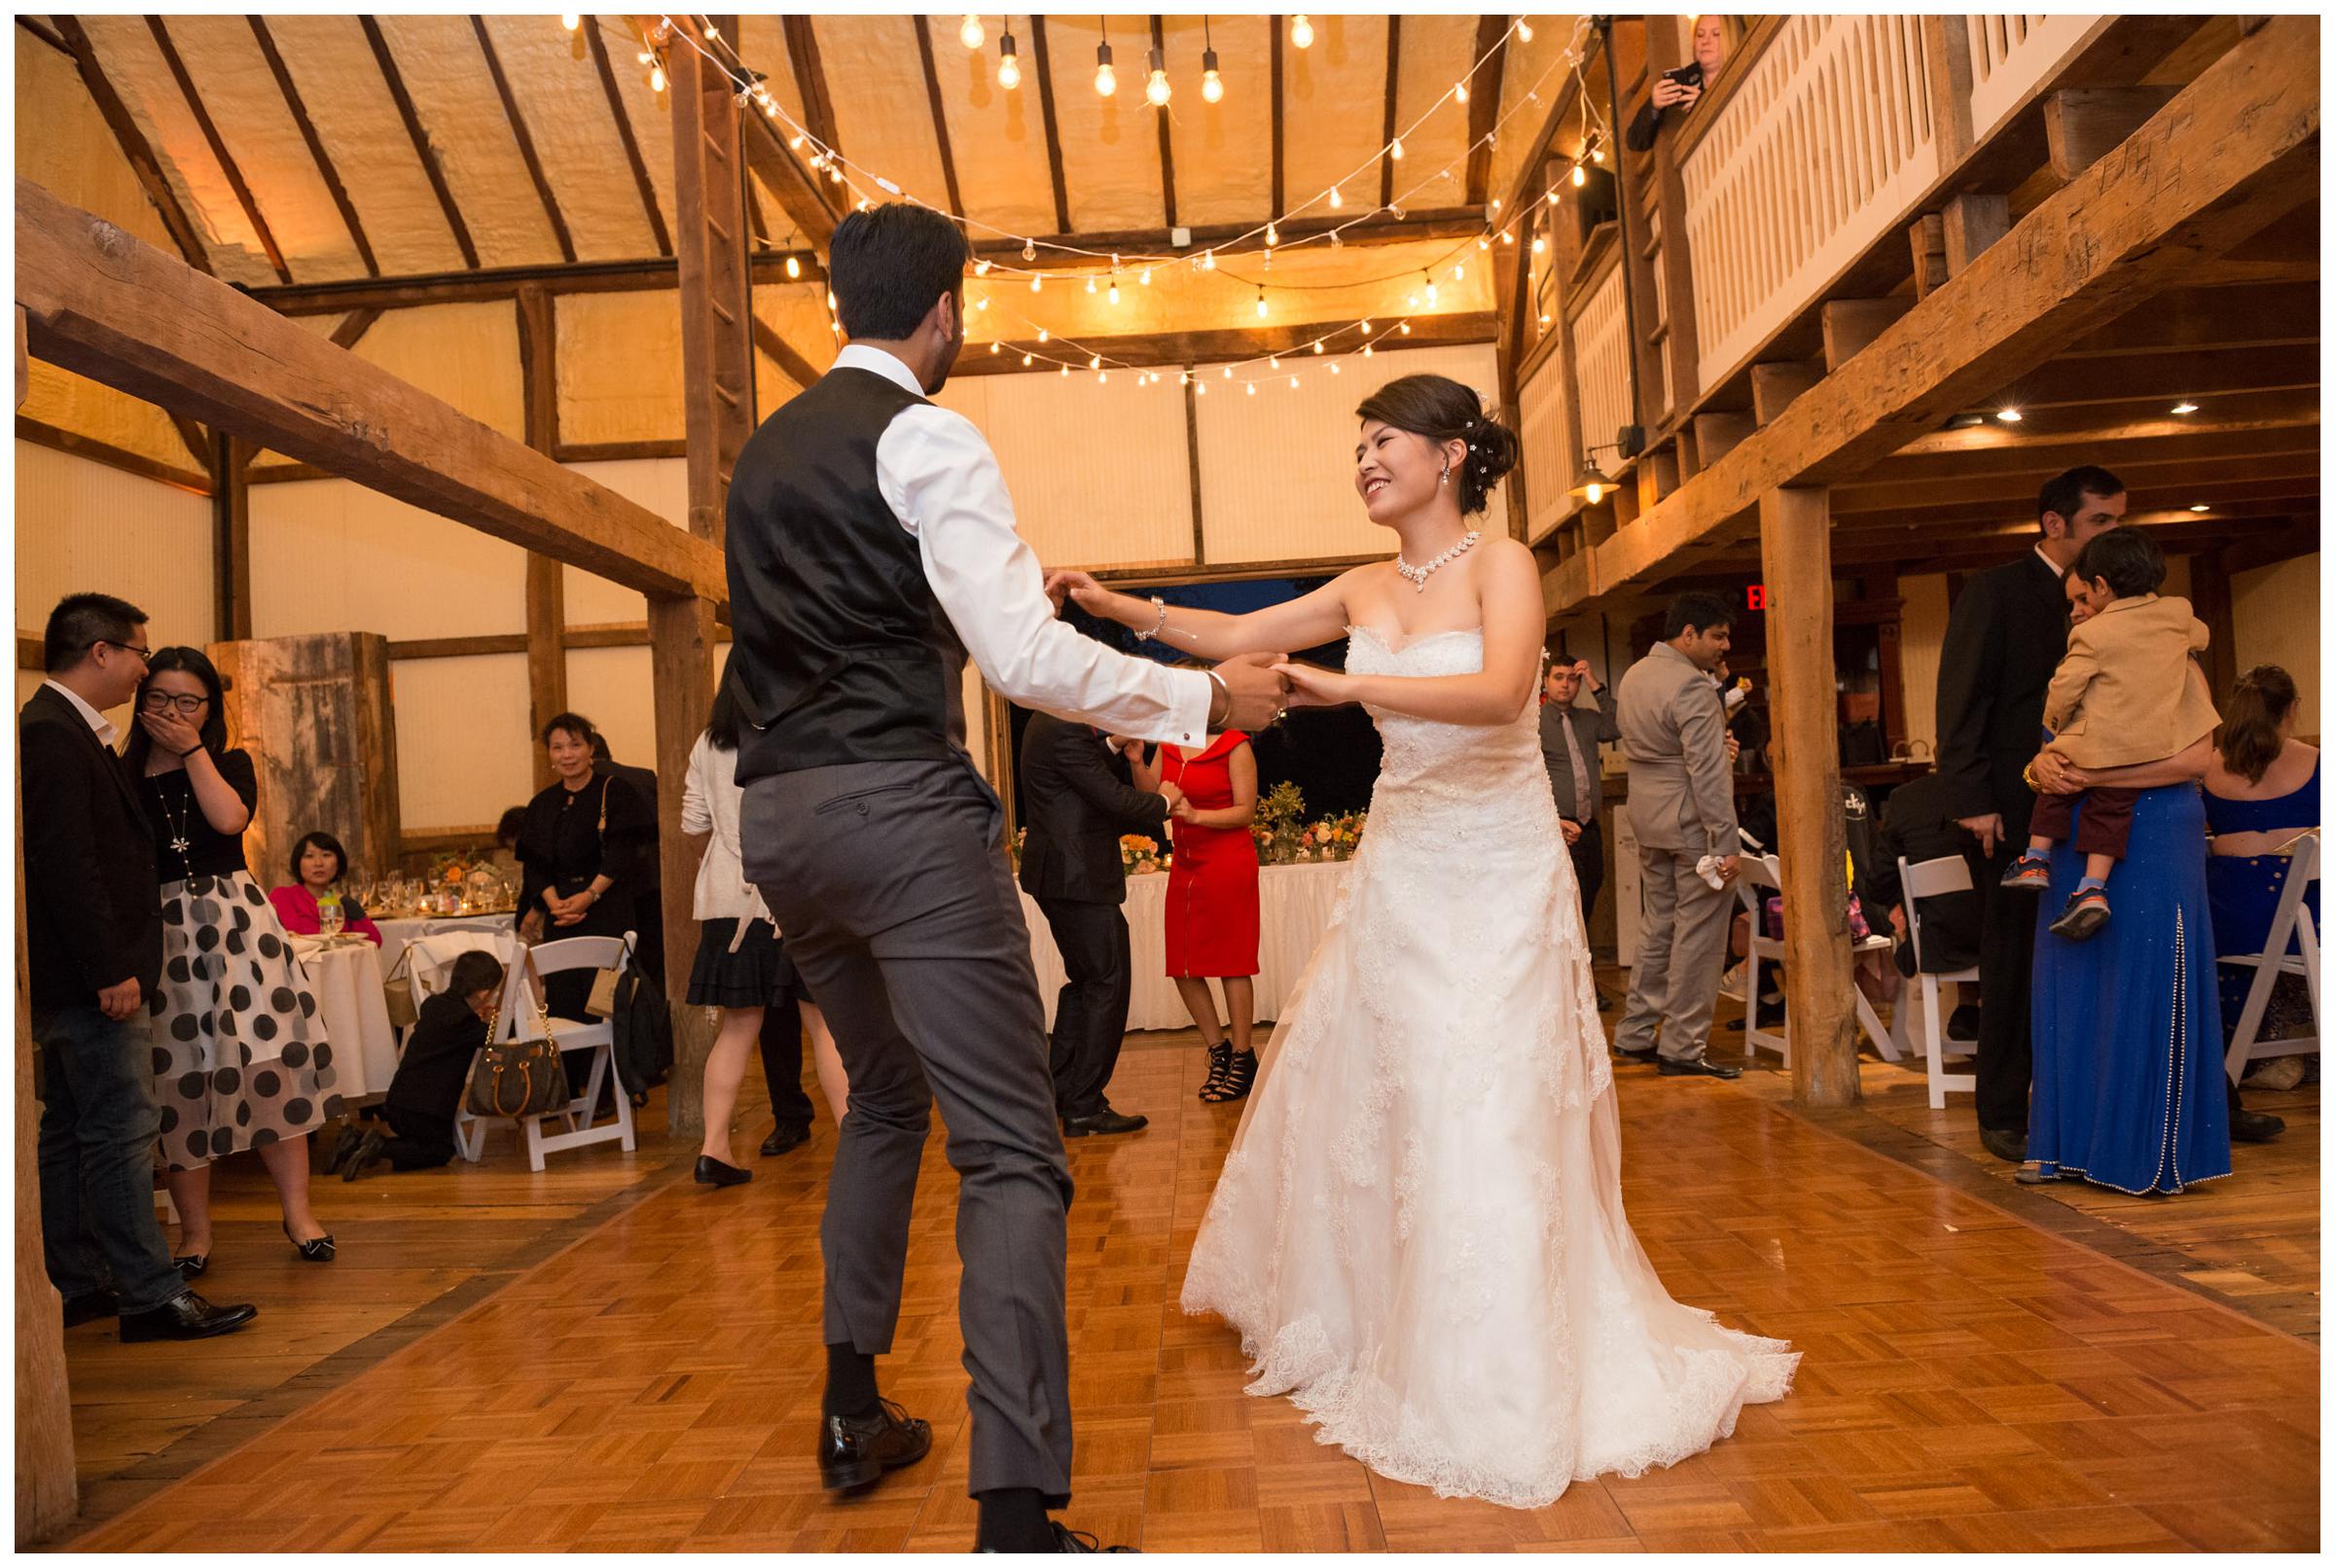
[1142,729,1263,1100]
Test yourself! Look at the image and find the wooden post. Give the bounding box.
[662,19,757,1135]
[2189,548,2238,702]
[1921,16,1976,170]
[1757,486,1860,1108]
[518,283,566,791]
[213,431,251,641]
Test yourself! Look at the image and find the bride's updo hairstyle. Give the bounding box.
[1354,374,1523,517]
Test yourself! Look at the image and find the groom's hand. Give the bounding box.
[1212,651,1290,731]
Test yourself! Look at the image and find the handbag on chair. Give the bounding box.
[381,946,419,1030]
[463,951,569,1120]
[584,934,634,1019]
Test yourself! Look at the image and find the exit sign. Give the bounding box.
[1744,584,1768,611]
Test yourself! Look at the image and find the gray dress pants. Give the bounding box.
[1614,843,1736,1063]
[743,758,1074,1506]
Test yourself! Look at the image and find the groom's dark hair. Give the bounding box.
[829,204,969,340]
[1663,591,1734,640]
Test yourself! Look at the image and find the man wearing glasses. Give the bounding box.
[18,593,256,1341]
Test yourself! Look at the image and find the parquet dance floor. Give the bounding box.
[57,1029,2320,1552]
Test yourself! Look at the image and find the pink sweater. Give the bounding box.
[269,883,383,946]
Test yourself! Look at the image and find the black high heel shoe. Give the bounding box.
[172,1252,209,1278]
[1200,1048,1258,1103]
[283,1221,336,1263]
[695,1155,753,1188]
[1198,1042,1234,1100]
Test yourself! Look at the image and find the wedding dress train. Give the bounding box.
[1180,625,1796,1509]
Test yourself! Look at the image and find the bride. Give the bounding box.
[1047,373,1795,1509]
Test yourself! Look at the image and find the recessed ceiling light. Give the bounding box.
[2190,503,2210,513]
[2171,401,2199,414]
[1994,409,2023,423]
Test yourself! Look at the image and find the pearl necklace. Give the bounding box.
[1394,529,1481,593]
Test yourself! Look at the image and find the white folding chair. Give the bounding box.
[1725,849,1902,1068]
[2222,833,2321,1085]
[406,931,528,1162]
[1895,854,1979,1110]
[503,933,639,1172]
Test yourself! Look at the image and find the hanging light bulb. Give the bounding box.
[1090,354,1102,370]
[1290,14,1313,49]
[1247,382,1258,396]
[1108,279,1120,303]
[1477,233,1491,252]
[1290,375,1300,389]
[649,59,666,93]
[1453,263,1464,282]
[1098,371,1108,384]
[1195,380,1206,395]
[1327,185,1343,210]
[827,290,838,309]
[1423,271,1437,306]
[1139,267,1152,285]
[1270,356,1280,370]
[1086,275,1097,295]
[1311,339,1324,354]
[1399,322,1411,335]
[1146,45,1170,106]
[785,255,802,279]
[560,14,580,31]
[1022,239,1037,262]
[1255,290,1268,319]
[1546,188,1561,204]
[1023,353,1034,366]
[1030,274,1042,293]
[1502,229,1516,244]
[1390,137,1405,160]
[974,258,991,276]
[1360,319,1373,334]
[1328,360,1340,374]
[1516,18,1534,42]
[998,29,1022,89]
[1202,250,1216,270]
[1530,235,1546,254]
[960,14,985,50]
[1591,143,1606,165]
[1094,32,1116,97]
[1455,80,1470,103]
[1037,328,1050,342]
[989,340,1000,354]
[1202,47,1223,103]
[1266,222,1279,246]
[1571,161,1587,188]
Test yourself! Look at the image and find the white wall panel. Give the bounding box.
[389,653,532,831]
[15,442,214,647]
[558,457,685,624]
[1896,572,1950,757]
[564,645,657,776]
[1194,341,1505,565]
[248,478,524,640]
[1516,354,1577,546]
[2232,553,2321,735]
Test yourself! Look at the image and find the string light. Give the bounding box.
[1328,186,1344,210]
[1571,161,1587,188]
[560,14,580,30]
[1107,278,1120,303]
[1146,43,1170,106]
[649,59,666,92]
[1455,81,1469,103]
[1290,14,1313,49]
[974,258,991,276]
[785,255,801,279]
[1390,137,1405,160]
[1095,19,1116,98]
[1531,235,1546,254]
[1329,362,1340,374]
[1029,273,1042,292]
[1202,18,1223,104]
[1266,222,1279,246]
[1255,290,1268,319]
[1517,18,1534,41]
[998,27,1022,89]
[1424,271,1438,306]
[959,14,984,50]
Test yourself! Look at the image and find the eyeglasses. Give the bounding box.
[139,692,209,715]
[88,639,152,665]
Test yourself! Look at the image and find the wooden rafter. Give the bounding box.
[972,206,1485,268]
[1464,16,1510,207]
[586,18,672,257]
[248,18,377,278]
[1378,17,1403,209]
[963,310,1496,374]
[751,316,823,393]
[360,17,481,269]
[243,252,824,315]
[328,306,382,353]
[472,18,577,265]
[17,15,66,53]
[1270,17,1285,217]
[51,18,210,272]
[911,16,968,222]
[146,17,289,284]
[779,17,842,161]
[1028,17,1074,233]
[20,179,722,600]
[1150,16,1178,228]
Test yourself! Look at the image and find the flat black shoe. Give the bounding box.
[1979,1126,2030,1163]
[695,1155,753,1187]
[1611,1044,1660,1065]
[979,1522,1140,1552]
[283,1221,336,1263]
[120,1290,257,1342]
[172,1252,208,1278]
[341,1125,388,1183]
[817,1398,932,1490]
[2231,1108,2286,1144]
[1062,1109,1149,1137]
[760,1124,809,1158]
[1657,1055,1742,1080]
[62,1289,119,1328]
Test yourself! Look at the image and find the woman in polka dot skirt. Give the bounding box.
[128,649,341,1271]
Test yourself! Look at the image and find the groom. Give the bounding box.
[725,203,1287,1552]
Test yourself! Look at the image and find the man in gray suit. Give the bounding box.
[1613,592,1742,1079]
[1540,654,1619,1010]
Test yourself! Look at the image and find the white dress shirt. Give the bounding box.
[2032,544,2066,580]
[43,677,118,747]
[836,344,1214,750]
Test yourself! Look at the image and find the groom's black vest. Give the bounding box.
[724,366,970,783]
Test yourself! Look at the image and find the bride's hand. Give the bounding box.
[1272,659,1356,710]
[1041,569,1113,618]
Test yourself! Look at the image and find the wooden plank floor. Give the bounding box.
[53,1012,2319,1552]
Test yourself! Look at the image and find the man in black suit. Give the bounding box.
[20,593,256,1342]
[1017,710,1180,1136]
[1934,467,2124,1162]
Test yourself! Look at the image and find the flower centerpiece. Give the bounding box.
[1252,780,1307,865]
[1120,834,1164,875]
[1290,811,1367,862]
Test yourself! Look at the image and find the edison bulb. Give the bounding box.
[1571,162,1587,188]
[1584,481,1604,505]
[1095,59,1116,96]
[998,50,1021,89]
[959,14,984,50]
[1146,68,1170,106]
[1516,18,1534,41]
[785,255,801,279]
[1202,66,1222,102]
[1291,14,1313,48]
[560,14,580,30]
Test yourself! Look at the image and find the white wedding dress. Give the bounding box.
[1180,625,1797,1510]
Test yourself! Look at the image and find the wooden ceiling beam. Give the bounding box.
[360,18,480,269]
[240,252,824,315]
[1831,449,2320,517]
[327,307,382,353]
[52,18,210,273]
[1151,16,1178,230]
[587,18,672,257]
[1269,17,1285,217]
[19,179,724,601]
[1867,410,2322,483]
[1377,17,1403,209]
[2064,280,2318,356]
[248,18,377,278]
[911,16,967,224]
[1985,341,2318,414]
[960,309,1495,375]
[1464,16,1511,208]
[472,18,576,265]
[750,316,822,393]
[145,17,290,284]
[17,15,66,54]
[779,18,842,161]
[1027,17,1074,234]
[970,206,1487,268]
[1576,16,2321,612]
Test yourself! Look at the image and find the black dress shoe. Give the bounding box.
[1657,1055,1742,1080]
[62,1290,119,1328]
[1612,1044,1660,1065]
[1596,993,1613,1013]
[1979,1126,2030,1163]
[341,1124,389,1183]
[694,1154,753,1187]
[1062,1108,1149,1137]
[120,1290,257,1342]
[818,1398,932,1490]
[2231,1108,2286,1144]
[760,1123,810,1158]
[978,1522,1139,1552]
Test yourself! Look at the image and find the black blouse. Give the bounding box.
[515,771,654,917]
[386,989,490,1119]
[142,748,259,883]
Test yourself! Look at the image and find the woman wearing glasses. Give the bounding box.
[129,648,342,1270]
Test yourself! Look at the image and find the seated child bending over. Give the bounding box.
[343,949,505,1179]
[2000,526,2219,941]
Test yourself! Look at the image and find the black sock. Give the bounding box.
[974,1488,1055,1552]
[823,1342,880,1421]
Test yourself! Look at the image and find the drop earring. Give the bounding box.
[1439,463,1451,485]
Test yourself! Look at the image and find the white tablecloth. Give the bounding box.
[298,942,398,1102]
[375,914,517,984]
[1022,860,1352,1031]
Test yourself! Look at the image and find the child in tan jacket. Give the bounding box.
[2000,526,2220,940]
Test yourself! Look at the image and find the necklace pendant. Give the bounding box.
[170,836,191,856]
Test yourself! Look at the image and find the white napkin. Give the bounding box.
[1695,854,1731,891]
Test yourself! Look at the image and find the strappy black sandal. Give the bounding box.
[1198,1041,1234,1100]
[1201,1049,1257,1103]
[283,1221,336,1263]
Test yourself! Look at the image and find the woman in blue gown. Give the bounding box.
[2025,757,2232,1194]
[2203,665,2319,1046]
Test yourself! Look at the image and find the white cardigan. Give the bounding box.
[682,731,775,929]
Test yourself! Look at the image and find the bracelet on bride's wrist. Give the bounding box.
[1134,594,1168,642]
